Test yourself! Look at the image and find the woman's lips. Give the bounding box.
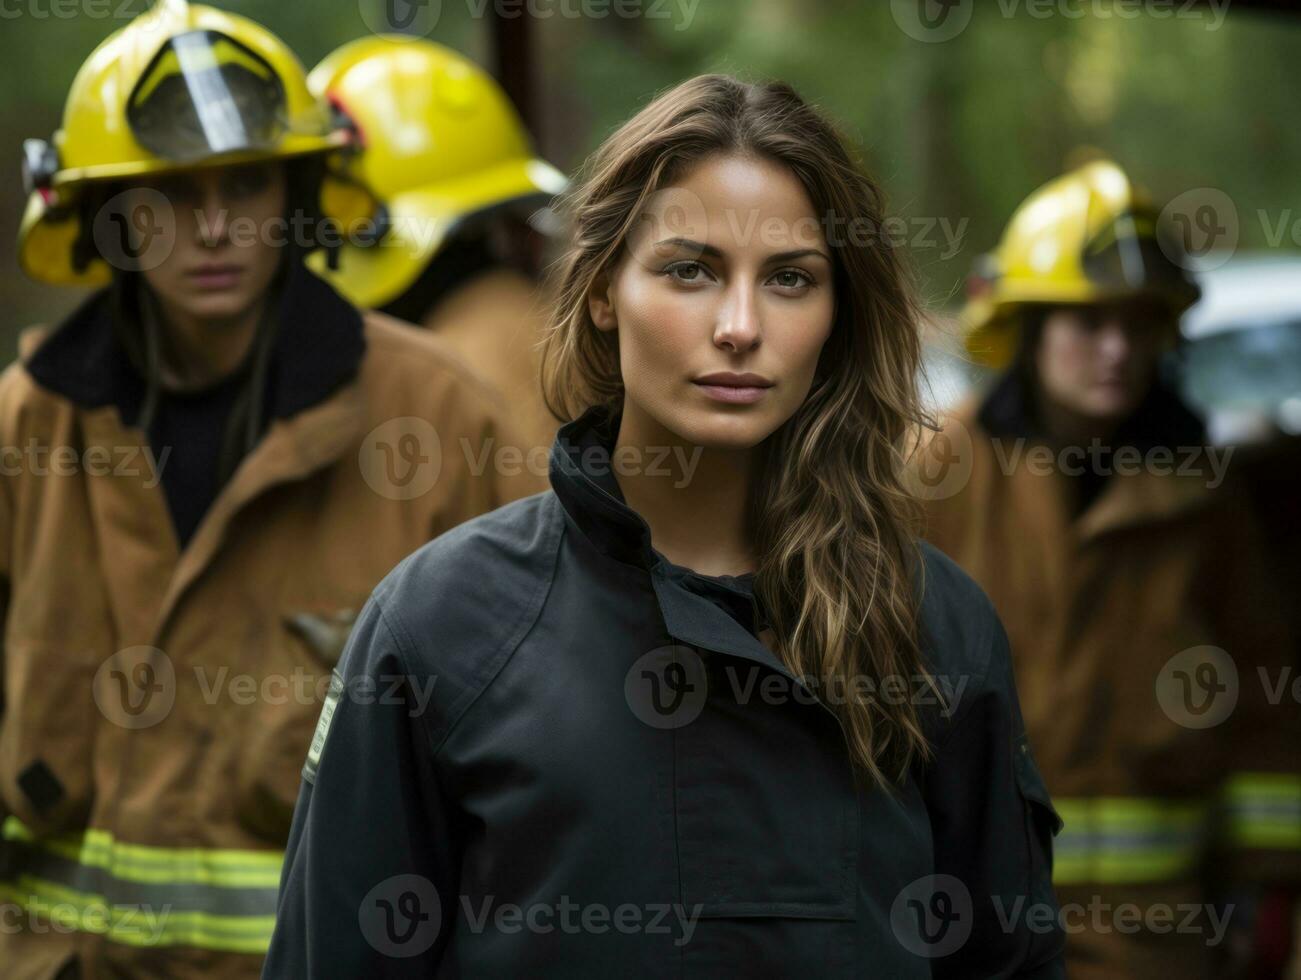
[187,266,244,290]
[692,382,771,404]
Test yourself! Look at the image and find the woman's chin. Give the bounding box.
[170,292,254,324]
[1082,392,1142,425]
[669,408,780,453]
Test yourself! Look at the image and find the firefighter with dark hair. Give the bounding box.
[917,159,1301,980]
[1,3,527,976]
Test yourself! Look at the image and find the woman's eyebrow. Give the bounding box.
[768,247,832,264]
[652,237,722,258]
[652,238,831,265]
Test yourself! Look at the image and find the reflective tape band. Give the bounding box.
[0,818,281,953]
[1051,797,1211,885]
[0,880,275,953]
[1222,772,1301,851]
[3,817,282,888]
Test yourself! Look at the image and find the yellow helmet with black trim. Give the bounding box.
[963,160,1201,368]
[305,35,569,310]
[18,0,365,286]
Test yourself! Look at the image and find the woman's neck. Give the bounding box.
[612,402,761,578]
[151,295,265,391]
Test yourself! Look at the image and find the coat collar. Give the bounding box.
[23,260,366,423]
[20,262,369,646]
[549,404,801,680]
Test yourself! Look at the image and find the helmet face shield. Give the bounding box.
[127,30,288,164]
[1081,209,1197,300]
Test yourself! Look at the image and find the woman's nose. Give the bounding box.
[1096,321,1133,363]
[195,181,230,246]
[713,283,762,352]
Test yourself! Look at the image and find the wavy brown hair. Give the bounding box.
[540,74,936,788]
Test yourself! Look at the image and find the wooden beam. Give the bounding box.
[490,7,536,135]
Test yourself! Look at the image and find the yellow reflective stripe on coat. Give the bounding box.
[0,818,281,953]
[1051,798,1211,885]
[2,817,283,888]
[1222,772,1301,850]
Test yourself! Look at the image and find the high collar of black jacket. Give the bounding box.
[548,403,766,633]
[23,259,366,424]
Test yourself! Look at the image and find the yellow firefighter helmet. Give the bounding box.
[304,35,569,309]
[963,160,1201,368]
[19,0,365,286]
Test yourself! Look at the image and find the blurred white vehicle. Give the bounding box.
[1181,253,1301,444]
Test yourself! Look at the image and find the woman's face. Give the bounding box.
[589,152,836,450]
[126,160,288,324]
[1034,298,1172,422]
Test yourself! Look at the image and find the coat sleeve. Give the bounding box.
[921,613,1067,979]
[262,589,460,979]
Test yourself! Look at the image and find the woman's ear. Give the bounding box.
[587,268,618,332]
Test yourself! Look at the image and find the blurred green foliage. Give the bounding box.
[1,0,1297,344]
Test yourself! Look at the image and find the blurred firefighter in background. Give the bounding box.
[0,1,528,977]
[914,160,1301,980]
[306,36,569,477]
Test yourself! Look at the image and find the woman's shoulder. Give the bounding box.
[360,490,564,712]
[359,310,504,404]
[376,489,563,621]
[913,539,1012,722]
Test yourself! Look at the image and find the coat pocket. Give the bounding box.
[232,607,359,843]
[0,641,96,836]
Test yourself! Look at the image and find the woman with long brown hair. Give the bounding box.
[264,74,1066,979]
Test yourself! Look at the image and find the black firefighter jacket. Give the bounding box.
[262,404,1067,979]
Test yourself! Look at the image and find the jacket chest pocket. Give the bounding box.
[673,655,859,919]
[231,604,361,843]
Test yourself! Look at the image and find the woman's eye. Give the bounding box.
[665,261,710,283]
[770,268,814,291]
